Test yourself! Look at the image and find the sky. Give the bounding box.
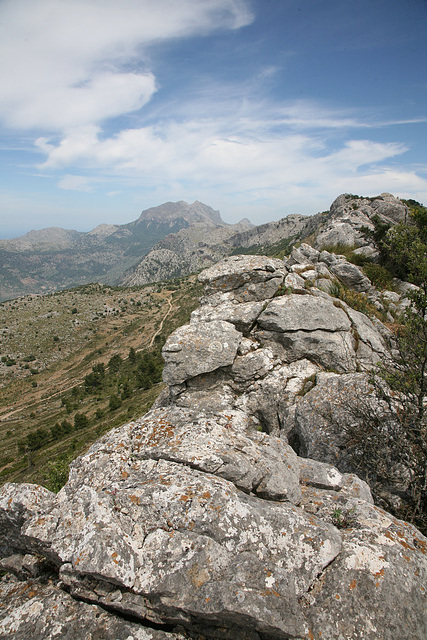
[0,0,426,238]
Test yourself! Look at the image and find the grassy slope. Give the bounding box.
[0,277,202,489]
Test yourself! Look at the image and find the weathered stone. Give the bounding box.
[198,255,286,301]
[370,192,408,224]
[191,300,265,332]
[258,294,351,333]
[299,269,318,281]
[299,458,345,491]
[256,295,358,372]
[162,320,241,385]
[231,346,276,382]
[131,406,302,503]
[0,483,54,557]
[302,499,427,640]
[8,443,341,638]
[329,259,372,292]
[0,574,183,640]
[343,305,388,367]
[288,243,320,265]
[315,221,366,248]
[233,359,320,435]
[284,271,306,293]
[281,372,374,466]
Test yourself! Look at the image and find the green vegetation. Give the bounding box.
[340,200,427,533]
[331,506,357,529]
[0,276,202,490]
[329,281,386,322]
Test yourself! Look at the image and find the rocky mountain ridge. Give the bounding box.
[1,238,426,638]
[1,191,409,302]
[0,201,248,302]
[121,192,410,287]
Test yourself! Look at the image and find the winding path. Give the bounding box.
[149,298,174,348]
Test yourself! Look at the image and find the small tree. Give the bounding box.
[341,202,427,532]
[109,394,122,411]
[74,412,89,430]
[108,354,123,373]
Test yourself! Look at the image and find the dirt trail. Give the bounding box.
[149,298,174,348]
[1,294,176,422]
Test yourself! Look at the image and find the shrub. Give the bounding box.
[45,458,69,493]
[363,263,394,290]
[109,394,122,411]
[108,354,123,372]
[74,413,89,430]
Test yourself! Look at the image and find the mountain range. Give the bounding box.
[0,192,410,301]
[0,201,251,301]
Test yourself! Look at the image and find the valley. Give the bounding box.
[0,277,202,488]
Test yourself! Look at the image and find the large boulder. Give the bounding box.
[0,574,180,640]
[162,320,241,385]
[198,254,287,301]
[1,416,425,639]
[314,193,408,253]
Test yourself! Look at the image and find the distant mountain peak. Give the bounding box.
[88,223,119,238]
[136,200,224,226]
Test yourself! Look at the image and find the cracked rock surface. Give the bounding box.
[1,250,426,640]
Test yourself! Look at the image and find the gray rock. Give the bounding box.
[0,483,54,557]
[370,193,408,224]
[284,271,306,293]
[318,249,338,265]
[131,406,301,503]
[316,221,366,248]
[302,499,427,640]
[299,458,345,491]
[231,346,276,382]
[191,300,265,333]
[329,259,372,292]
[257,294,357,372]
[343,305,388,367]
[288,243,320,265]
[0,574,183,640]
[199,255,287,301]
[258,294,351,333]
[281,372,376,467]
[162,320,241,385]
[1,432,342,639]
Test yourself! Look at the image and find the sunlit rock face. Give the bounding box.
[1,246,426,640]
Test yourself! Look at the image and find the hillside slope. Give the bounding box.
[0,201,233,301]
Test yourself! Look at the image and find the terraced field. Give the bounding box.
[0,277,202,489]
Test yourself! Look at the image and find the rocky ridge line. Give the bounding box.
[1,241,426,639]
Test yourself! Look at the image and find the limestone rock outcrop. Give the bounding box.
[1,250,426,640]
[314,192,408,254]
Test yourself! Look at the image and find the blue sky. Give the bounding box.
[0,0,426,237]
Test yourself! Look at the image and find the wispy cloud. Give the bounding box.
[33,104,427,224]
[0,0,253,131]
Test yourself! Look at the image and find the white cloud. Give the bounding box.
[57,174,96,192]
[0,0,253,131]
[32,106,427,225]
[2,0,426,230]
